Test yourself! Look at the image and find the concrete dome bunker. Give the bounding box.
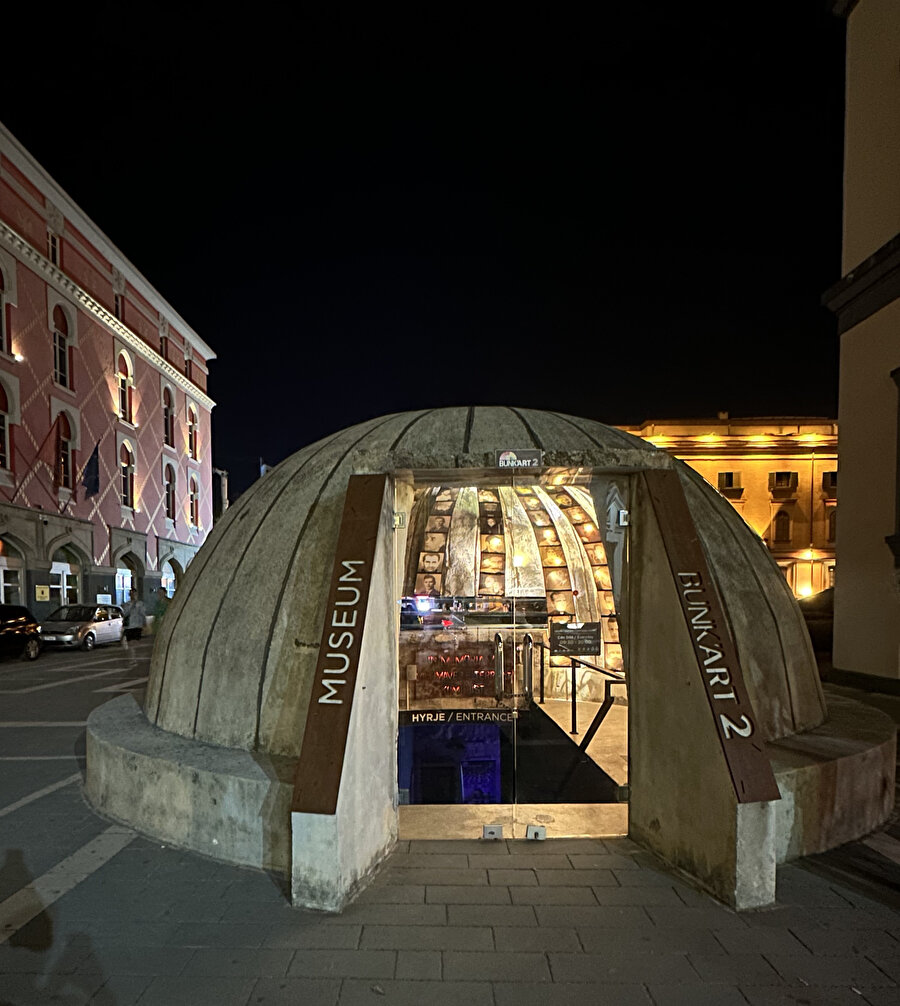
[85,407,896,911]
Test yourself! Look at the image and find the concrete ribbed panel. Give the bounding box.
[145,406,825,757]
[466,407,539,455]
[678,463,826,739]
[147,416,393,748]
[254,413,412,756]
[390,407,469,462]
[145,436,338,734]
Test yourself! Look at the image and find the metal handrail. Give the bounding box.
[531,638,626,736]
[533,639,625,683]
[493,632,504,700]
[522,633,533,700]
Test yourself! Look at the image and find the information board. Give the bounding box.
[550,621,602,655]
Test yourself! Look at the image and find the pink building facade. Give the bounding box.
[0,122,215,618]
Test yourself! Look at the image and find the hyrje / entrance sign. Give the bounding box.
[291,473,388,816]
[643,469,781,804]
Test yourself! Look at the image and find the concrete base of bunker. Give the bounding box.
[85,690,895,910]
[86,694,296,874]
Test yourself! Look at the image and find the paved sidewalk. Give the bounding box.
[1,828,899,1005]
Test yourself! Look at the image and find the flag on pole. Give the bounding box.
[81,441,100,498]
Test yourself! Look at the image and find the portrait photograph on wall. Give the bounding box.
[479,553,504,574]
[481,534,504,553]
[418,552,444,572]
[545,567,571,590]
[415,573,443,596]
[480,508,503,535]
[423,532,447,553]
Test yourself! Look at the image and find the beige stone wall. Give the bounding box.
[842,0,900,271]
[619,419,837,598]
[834,299,900,679]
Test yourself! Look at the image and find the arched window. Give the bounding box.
[120,442,134,508]
[117,354,133,423]
[187,406,199,459]
[164,464,176,520]
[0,537,23,604]
[0,384,8,471]
[57,413,73,489]
[160,558,178,598]
[773,510,791,543]
[53,305,69,388]
[189,474,199,527]
[162,387,174,447]
[827,509,837,543]
[50,546,80,606]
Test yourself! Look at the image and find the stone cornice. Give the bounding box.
[0,221,215,412]
[0,122,215,361]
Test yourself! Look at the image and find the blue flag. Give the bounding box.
[81,441,100,498]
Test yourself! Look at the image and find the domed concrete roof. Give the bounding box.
[145,407,825,756]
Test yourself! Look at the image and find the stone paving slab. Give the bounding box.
[337,978,495,1005]
[137,974,257,1005]
[359,924,491,950]
[425,884,512,903]
[509,885,600,904]
[578,925,725,955]
[492,983,652,1005]
[395,948,441,979]
[178,946,294,976]
[687,951,784,984]
[287,949,396,979]
[741,988,887,1005]
[493,925,581,951]
[549,949,700,983]
[246,977,341,1006]
[646,983,750,1005]
[442,949,552,981]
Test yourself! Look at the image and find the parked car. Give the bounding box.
[798,587,834,652]
[0,604,41,661]
[39,604,125,651]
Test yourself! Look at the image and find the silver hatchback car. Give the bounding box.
[39,604,125,651]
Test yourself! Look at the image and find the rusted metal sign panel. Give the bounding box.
[291,473,388,815]
[643,469,781,804]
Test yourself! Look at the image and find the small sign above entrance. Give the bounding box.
[496,449,543,469]
[550,622,602,656]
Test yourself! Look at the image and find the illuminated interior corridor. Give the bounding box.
[396,474,629,821]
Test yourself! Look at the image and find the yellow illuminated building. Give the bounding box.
[620,414,837,598]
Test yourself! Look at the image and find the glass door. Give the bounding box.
[397,468,627,819]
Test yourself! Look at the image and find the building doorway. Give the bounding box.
[395,469,629,834]
[50,546,81,607]
[0,537,24,604]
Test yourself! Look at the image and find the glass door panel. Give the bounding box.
[397,468,627,815]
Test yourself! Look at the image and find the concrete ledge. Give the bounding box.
[85,694,294,873]
[399,803,628,839]
[769,692,897,862]
[85,692,895,901]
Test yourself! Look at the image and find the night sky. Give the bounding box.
[3,5,847,498]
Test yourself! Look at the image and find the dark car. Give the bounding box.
[0,604,41,661]
[798,587,834,652]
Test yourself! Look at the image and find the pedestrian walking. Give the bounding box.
[124,595,146,641]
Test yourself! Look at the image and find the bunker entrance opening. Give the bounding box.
[396,468,630,828]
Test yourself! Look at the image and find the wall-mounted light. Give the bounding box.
[13,352,23,363]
